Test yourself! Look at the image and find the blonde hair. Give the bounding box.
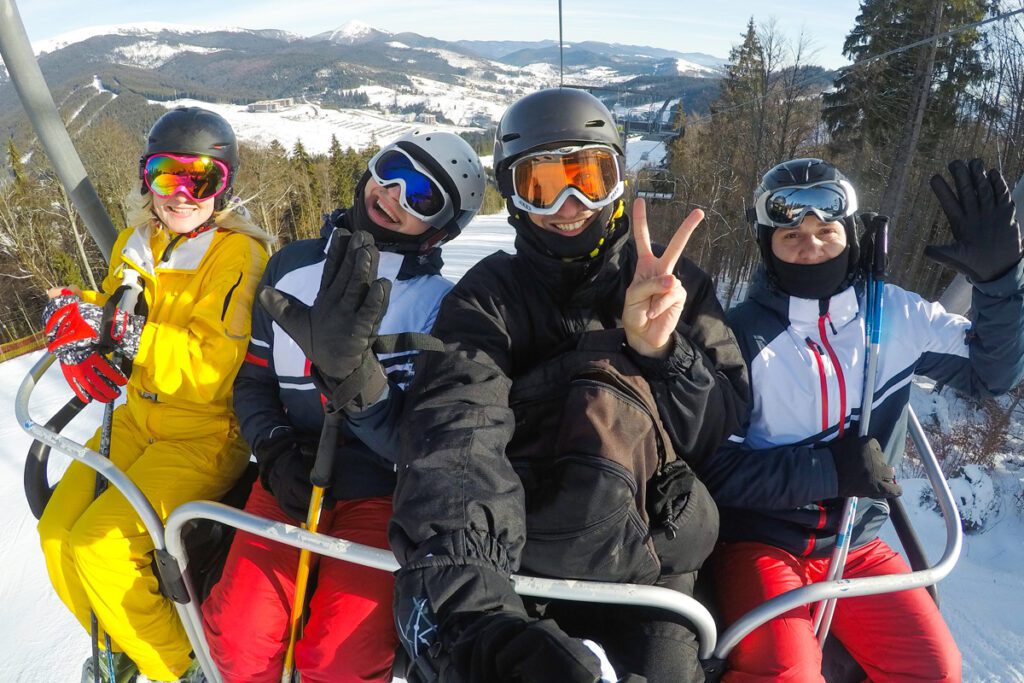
[124,191,275,252]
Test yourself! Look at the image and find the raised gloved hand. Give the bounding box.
[451,612,603,683]
[925,158,1022,282]
[43,290,145,360]
[255,431,320,522]
[828,436,902,499]
[259,229,391,412]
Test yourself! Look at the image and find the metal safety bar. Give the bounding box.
[18,350,962,680]
[17,352,717,682]
[16,353,222,681]
[711,406,963,659]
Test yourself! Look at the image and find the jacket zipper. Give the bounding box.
[818,313,847,438]
[805,338,829,432]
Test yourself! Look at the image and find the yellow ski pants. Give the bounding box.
[38,397,249,681]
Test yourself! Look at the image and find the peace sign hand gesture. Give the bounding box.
[622,198,704,359]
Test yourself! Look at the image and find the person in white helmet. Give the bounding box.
[201,130,485,683]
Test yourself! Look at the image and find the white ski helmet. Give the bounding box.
[383,129,485,246]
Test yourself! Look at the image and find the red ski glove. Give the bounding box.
[58,349,128,404]
[43,290,145,360]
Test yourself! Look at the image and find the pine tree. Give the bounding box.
[290,139,324,239]
[6,138,26,194]
[717,18,770,192]
[823,0,991,159]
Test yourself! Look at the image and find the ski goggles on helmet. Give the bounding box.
[368,146,454,226]
[753,179,858,228]
[508,145,624,216]
[142,153,231,202]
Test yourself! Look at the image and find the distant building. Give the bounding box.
[415,113,437,125]
[246,98,295,113]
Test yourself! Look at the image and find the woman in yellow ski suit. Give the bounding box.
[37,107,271,682]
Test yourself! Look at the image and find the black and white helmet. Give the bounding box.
[751,158,859,259]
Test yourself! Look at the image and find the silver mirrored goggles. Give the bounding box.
[508,144,625,216]
[753,179,858,228]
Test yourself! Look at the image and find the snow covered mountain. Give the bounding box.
[0,21,727,137]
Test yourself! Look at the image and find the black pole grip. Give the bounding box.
[310,412,341,489]
[873,217,889,279]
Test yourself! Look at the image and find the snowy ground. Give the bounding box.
[1,214,1022,681]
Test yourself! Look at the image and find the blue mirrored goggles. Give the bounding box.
[753,179,858,228]
[368,147,453,226]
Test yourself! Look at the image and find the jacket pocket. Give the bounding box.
[513,455,660,584]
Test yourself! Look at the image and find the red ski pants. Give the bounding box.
[202,484,396,683]
[713,538,961,682]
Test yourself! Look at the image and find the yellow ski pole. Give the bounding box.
[281,411,341,683]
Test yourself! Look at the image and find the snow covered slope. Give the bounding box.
[1,215,1022,681]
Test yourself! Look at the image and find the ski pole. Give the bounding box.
[281,411,341,683]
[89,269,144,680]
[814,219,888,645]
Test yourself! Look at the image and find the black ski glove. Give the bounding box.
[828,436,902,499]
[925,158,1022,282]
[255,432,319,522]
[259,229,391,412]
[451,612,603,683]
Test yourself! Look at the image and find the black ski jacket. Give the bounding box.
[389,214,748,654]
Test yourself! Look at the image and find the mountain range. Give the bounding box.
[0,20,732,137]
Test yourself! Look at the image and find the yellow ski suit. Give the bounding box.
[38,222,267,681]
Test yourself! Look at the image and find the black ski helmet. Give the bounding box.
[139,107,239,210]
[751,158,860,284]
[493,88,625,198]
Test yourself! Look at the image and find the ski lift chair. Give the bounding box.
[634,168,676,202]
[19,352,962,683]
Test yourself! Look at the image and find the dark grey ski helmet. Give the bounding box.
[493,88,624,198]
[139,107,239,209]
[751,158,859,260]
[750,158,863,295]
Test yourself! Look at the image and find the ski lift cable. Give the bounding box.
[696,5,1024,124]
[559,0,565,88]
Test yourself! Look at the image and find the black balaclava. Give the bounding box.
[769,247,851,300]
[510,199,623,261]
[760,216,860,300]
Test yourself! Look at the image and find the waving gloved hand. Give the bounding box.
[450,612,604,683]
[828,436,902,500]
[260,229,391,412]
[925,158,1022,282]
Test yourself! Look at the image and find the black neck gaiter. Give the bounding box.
[513,201,618,261]
[770,246,851,300]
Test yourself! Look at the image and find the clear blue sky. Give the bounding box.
[14,0,863,68]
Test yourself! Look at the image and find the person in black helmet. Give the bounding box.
[201,130,485,683]
[37,106,272,683]
[700,157,1024,680]
[389,87,748,682]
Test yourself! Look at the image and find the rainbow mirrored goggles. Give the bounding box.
[509,145,624,215]
[368,146,454,227]
[753,180,858,228]
[142,153,231,203]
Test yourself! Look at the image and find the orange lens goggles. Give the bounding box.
[510,146,622,213]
